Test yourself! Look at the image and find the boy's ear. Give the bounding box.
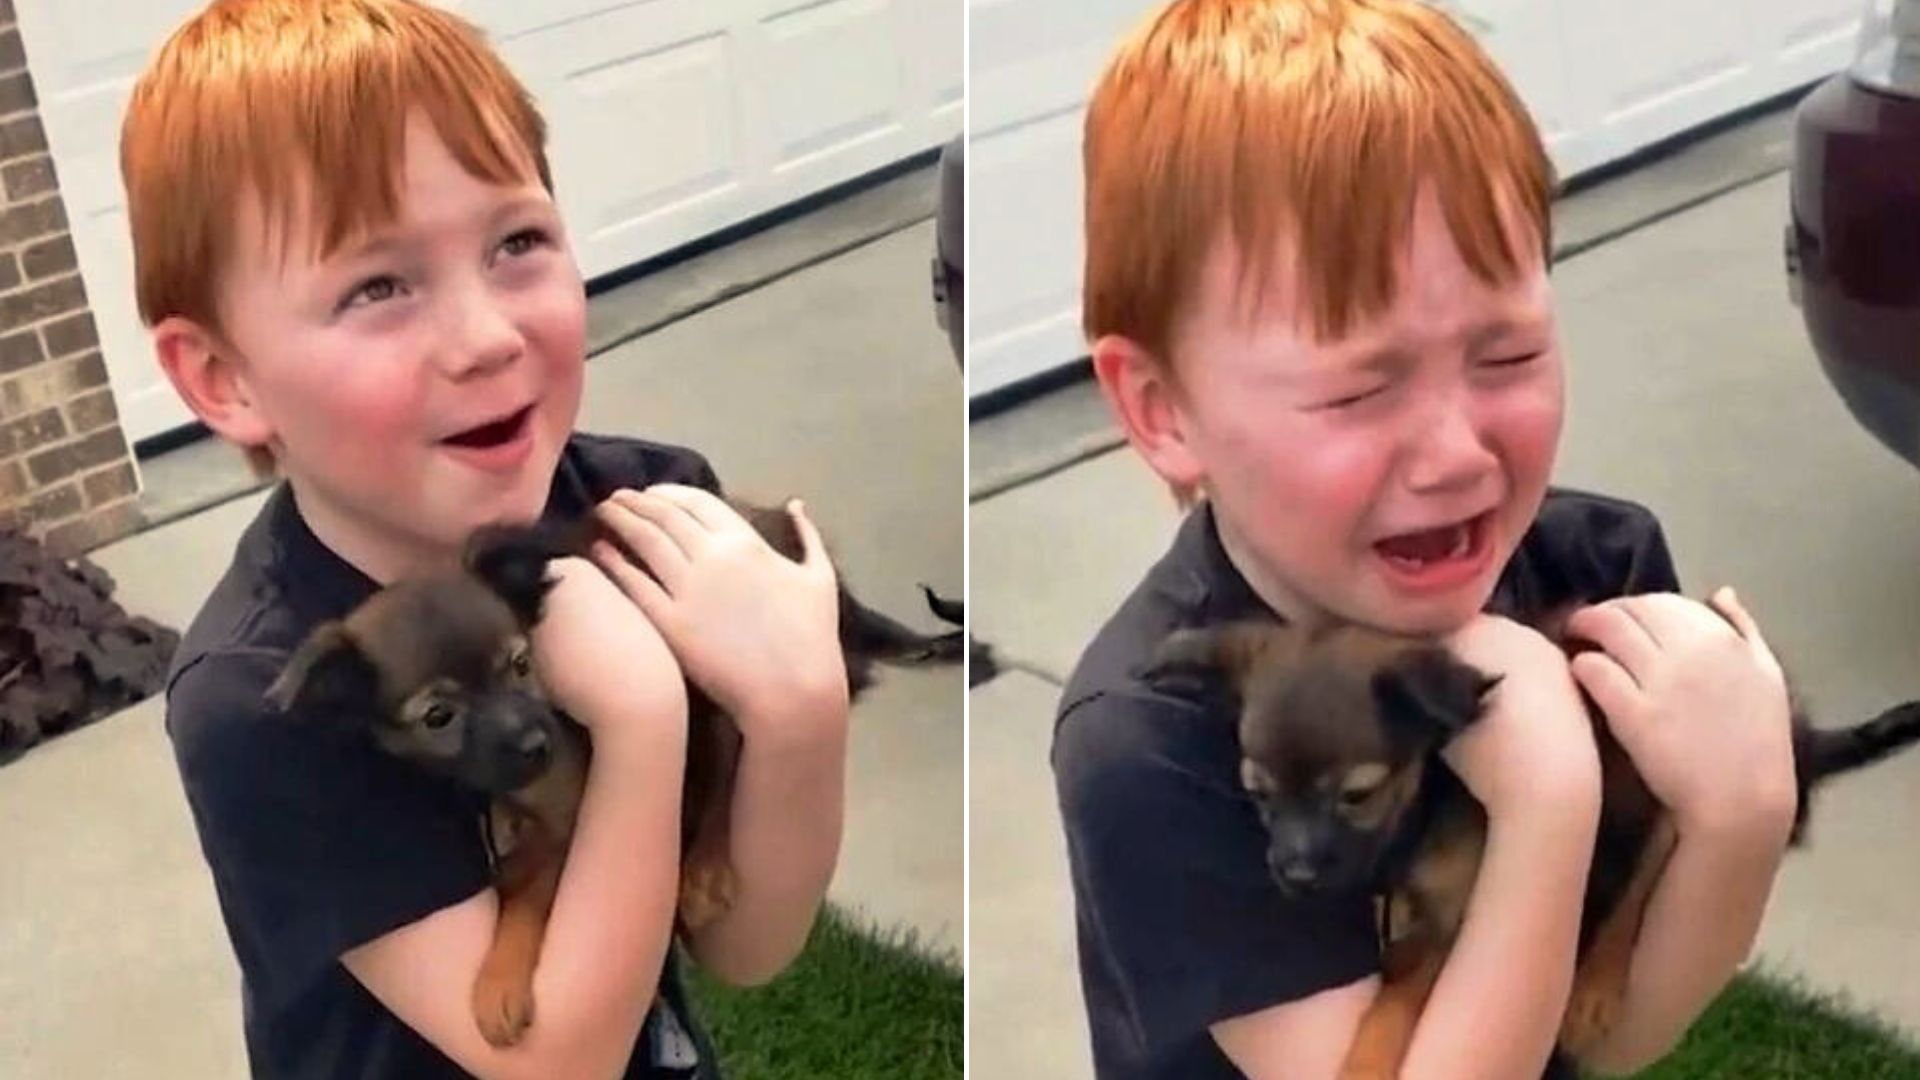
[265,623,380,719]
[153,316,273,451]
[1373,646,1500,742]
[1091,334,1205,500]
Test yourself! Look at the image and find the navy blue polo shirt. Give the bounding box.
[1053,489,1682,1079]
[165,433,726,1079]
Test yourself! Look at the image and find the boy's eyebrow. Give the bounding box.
[1464,315,1548,352]
[331,193,557,263]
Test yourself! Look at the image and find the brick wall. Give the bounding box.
[0,0,141,555]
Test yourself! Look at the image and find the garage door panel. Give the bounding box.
[762,0,903,170]
[898,0,964,124]
[970,105,1083,391]
[1769,1,1864,85]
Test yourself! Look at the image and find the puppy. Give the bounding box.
[1146,614,1920,1079]
[267,499,963,1048]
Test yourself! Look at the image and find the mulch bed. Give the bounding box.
[0,527,178,766]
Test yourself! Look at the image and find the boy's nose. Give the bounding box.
[438,291,525,379]
[1405,405,1499,493]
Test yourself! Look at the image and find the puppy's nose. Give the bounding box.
[516,726,551,767]
[1268,850,1320,887]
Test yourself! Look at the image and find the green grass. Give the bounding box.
[688,905,962,1080]
[1629,970,1920,1079]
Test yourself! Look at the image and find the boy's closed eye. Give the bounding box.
[1307,381,1392,412]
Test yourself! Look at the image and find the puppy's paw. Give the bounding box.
[679,861,739,930]
[1559,977,1624,1060]
[472,964,536,1048]
[1336,1047,1399,1080]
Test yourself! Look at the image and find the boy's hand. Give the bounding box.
[591,485,849,744]
[530,557,687,739]
[1441,614,1601,823]
[1565,589,1797,839]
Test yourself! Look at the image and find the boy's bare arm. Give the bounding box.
[1215,616,1604,1080]
[1573,813,1788,1074]
[1562,591,1796,1073]
[1213,790,1598,1079]
[683,701,851,984]
[591,485,854,985]
[343,559,690,1080]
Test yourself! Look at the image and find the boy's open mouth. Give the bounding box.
[1373,512,1493,585]
[443,405,534,449]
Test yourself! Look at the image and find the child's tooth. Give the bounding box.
[1449,526,1469,558]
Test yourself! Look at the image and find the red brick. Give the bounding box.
[21,233,75,280]
[0,457,24,502]
[0,71,33,117]
[0,324,35,374]
[0,197,64,245]
[64,386,116,433]
[43,498,144,556]
[25,480,80,524]
[41,310,95,358]
[0,273,83,327]
[0,404,62,457]
[26,426,123,486]
[0,114,44,158]
[81,461,137,507]
[0,350,103,414]
[2,155,52,201]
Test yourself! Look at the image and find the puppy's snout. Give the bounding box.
[515,725,551,767]
[1268,849,1321,887]
[1267,821,1327,891]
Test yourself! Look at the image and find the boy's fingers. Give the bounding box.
[642,484,740,533]
[609,489,707,555]
[595,502,688,590]
[1564,602,1659,677]
[590,540,672,619]
[1570,651,1641,734]
[1707,586,1764,645]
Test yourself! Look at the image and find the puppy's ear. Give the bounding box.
[1373,646,1500,742]
[1142,619,1301,691]
[464,523,574,627]
[266,623,381,718]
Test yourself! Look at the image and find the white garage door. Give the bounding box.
[17,0,962,442]
[970,0,1863,396]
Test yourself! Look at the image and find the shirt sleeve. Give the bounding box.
[1053,687,1380,1054]
[166,649,493,1013]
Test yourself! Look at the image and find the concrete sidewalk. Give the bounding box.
[0,217,963,1078]
[970,172,1920,1078]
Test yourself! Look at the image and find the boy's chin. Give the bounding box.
[1343,576,1499,637]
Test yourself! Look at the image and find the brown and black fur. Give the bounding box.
[1145,615,1920,1079]
[266,499,963,1048]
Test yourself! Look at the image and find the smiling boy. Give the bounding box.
[132,2,850,1077]
[1054,2,1798,1078]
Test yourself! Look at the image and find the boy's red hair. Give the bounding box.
[120,0,551,333]
[1083,0,1554,362]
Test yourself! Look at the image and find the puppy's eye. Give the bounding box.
[421,702,456,730]
[1338,786,1377,810]
[510,647,533,678]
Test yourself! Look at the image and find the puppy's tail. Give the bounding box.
[840,588,964,668]
[1799,700,1920,784]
